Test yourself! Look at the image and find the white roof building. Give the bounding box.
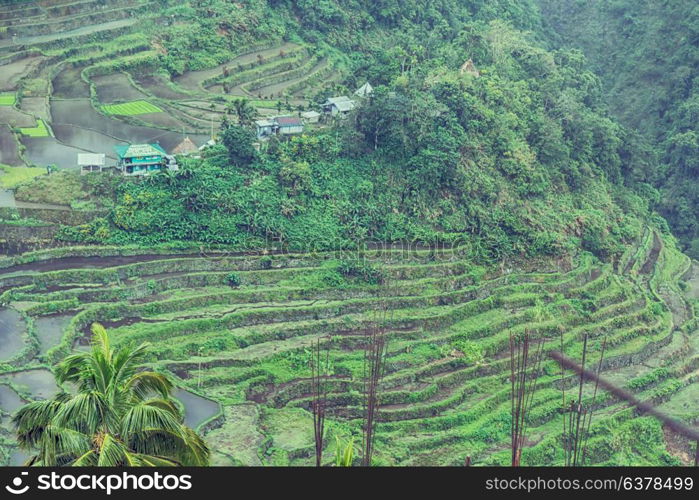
[77,153,105,167]
[322,96,356,116]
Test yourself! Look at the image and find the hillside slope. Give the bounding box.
[537,0,699,258]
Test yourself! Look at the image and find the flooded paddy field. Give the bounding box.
[51,124,122,160]
[0,369,58,400]
[20,96,50,122]
[0,126,22,166]
[21,135,84,169]
[93,73,148,103]
[0,384,24,415]
[173,389,221,429]
[51,99,207,154]
[0,106,37,128]
[0,56,45,91]
[132,72,190,100]
[51,67,90,99]
[0,309,25,362]
[34,314,73,356]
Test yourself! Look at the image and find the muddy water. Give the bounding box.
[21,135,85,169]
[51,123,121,161]
[9,448,30,466]
[0,308,25,361]
[0,369,59,400]
[0,125,21,166]
[51,99,208,154]
[34,314,72,355]
[93,73,147,103]
[0,253,207,276]
[173,388,219,429]
[52,66,90,99]
[0,384,24,414]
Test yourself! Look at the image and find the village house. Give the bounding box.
[255,116,305,140]
[275,116,304,135]
[77,153,105,175]
[255,119,276,140]
[115,143,169,176]
[321,96,356,117]
[301,110,321,124]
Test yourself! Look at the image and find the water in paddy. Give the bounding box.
[173,389,219,429]
[0,369,59,400]
[34,314,72,355]
[50,99,208,160]
[20,135,85,170]
[9,448,30,466]
[0,308,25,361]
[0,384,24,415]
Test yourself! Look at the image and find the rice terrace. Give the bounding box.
[0,0,697,470]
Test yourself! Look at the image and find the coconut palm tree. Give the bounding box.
[12,323,209,466]
[232,98,256,127]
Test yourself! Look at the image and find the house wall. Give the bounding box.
[279,125,303,135]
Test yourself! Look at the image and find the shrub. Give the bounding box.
[226,272,242,287]
[335,259,385,285]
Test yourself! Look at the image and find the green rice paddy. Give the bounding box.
[101,100,163,116]
[0,229,694,466]
[0,94,16,106]
[19,119,50,137]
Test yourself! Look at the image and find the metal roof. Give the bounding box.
[275,116,303,126]
[114,143,166,159]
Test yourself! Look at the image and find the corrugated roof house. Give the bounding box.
[322,96,356,116]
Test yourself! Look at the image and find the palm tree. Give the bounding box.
[232,98,256,127]
[12,324,209,466]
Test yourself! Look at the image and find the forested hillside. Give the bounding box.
[54,0,656,266]
[538,0,699,258]
[1,0,697,467]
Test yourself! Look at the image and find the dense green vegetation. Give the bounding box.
[538,0,699,258]
[45,0,658,268]
[0,0,697,468]
[12,324,209,466]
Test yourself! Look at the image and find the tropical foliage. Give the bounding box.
[12,324,209,466]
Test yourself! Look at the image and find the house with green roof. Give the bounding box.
[114,143,167,176]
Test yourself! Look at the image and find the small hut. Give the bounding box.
[355,82,374,98]
[301,110,321,124]
[460,58,480,77]
[171,136,198,156]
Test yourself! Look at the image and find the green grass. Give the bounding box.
[19,119,50,137]
[102,100,163,116]
[0,93,15,106]
[0,165,45,188]
[14,170,86,205]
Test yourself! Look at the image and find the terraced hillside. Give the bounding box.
[0,0,345,170]
[0,228,696,466]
